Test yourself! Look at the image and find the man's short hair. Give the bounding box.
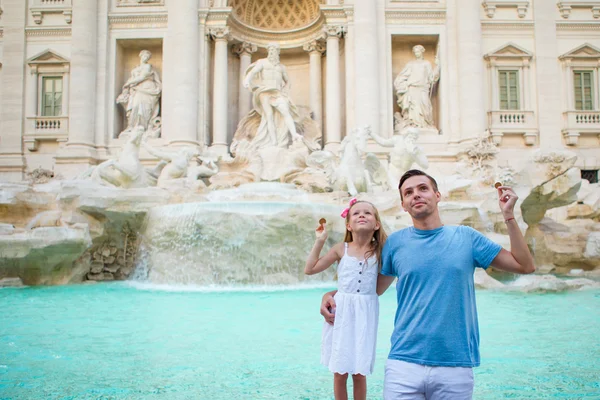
[398,169,439,199]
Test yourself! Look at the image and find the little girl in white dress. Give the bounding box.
[305,199,388,400]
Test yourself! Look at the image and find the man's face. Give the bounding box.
[399,175,440,219]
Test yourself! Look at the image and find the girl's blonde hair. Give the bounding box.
[343,200,388,271]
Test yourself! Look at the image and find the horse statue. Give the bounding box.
[301,125,382,196]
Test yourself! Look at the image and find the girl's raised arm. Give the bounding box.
[304,223,342,275]
[305,242,342,275]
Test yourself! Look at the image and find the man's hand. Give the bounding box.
[320,291,337,325]
[497,185,518,219]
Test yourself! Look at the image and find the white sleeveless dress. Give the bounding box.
[321,243,379,375]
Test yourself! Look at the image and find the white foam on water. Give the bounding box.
[126,280,337,293]
[206,182,310,202]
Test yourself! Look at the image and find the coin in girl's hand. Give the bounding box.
[494,182,502,189]
[319,218,326,225]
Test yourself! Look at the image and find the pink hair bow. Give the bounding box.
[340,198,358,218]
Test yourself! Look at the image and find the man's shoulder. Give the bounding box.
[387,227,411,242]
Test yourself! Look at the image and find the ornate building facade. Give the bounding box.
[0,0,599,182]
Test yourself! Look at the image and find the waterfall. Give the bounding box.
[133,200,343,285]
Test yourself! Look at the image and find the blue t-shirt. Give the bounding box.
[381,225,502,367]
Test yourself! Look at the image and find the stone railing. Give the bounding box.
[557,0,600,19]
[482,0,530,19]
[572,111,600,124]
[30,0,72,24]
[24,116,69,151]
[487,110,538,145]
[562,110,600,145]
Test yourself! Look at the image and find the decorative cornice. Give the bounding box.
[343,6,354,22]
[116,0,165,7]
[481,20,534,31]
[198,8,209,24]
[108,13,167,29]
[556,21,600,31]
[320,6,348,21]
[206,7,232,25]
[25,27,72,37]
[385,10,446,24]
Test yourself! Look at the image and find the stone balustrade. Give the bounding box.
[562,110,600,145]
[487,110,538,145]
[24,116,69,151]
[30,0,72,24]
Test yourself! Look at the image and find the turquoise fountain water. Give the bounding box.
[2,183,599,399]
[1,283,599,399]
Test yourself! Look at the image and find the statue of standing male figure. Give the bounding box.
[394,44,440,133]
[230,42,321,156]
[242,42,303,148]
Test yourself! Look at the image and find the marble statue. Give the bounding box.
[90,126,149,188]
[187,159,219,185]
[26,210,67,230]
[369,127,429,190]
[294,126,382,196]
[116,50,162,137]
[242,42,302,148]
[334,126,381,195]
[394,45,440,132]
[142,142,201,187]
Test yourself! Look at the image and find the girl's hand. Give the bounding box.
[315,222,328,241]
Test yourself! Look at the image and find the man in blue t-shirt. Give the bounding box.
[321,169,535,399]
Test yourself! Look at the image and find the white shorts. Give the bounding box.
[384,359,474,400]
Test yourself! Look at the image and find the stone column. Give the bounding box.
[66,0,98,149]
[532,0,562,149]
[303,40,325,131]
[27,67,39,117]
[344,9,356,135]
[233,42,257,121]
[523,60,530,110]
[94,0,109,150]
[488,59,498,110]
[353,0,380,135]
[163,0,200,146]
[62,66,70,117]
[456,0,486,140]
[0,0,28,180]
[445,0,461,144]
[209,27,232,155]
[324,25,346,149]
[565,60,574,110]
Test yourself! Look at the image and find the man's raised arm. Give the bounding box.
[490,185,535,274]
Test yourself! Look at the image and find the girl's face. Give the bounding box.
[346,202,380,234]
